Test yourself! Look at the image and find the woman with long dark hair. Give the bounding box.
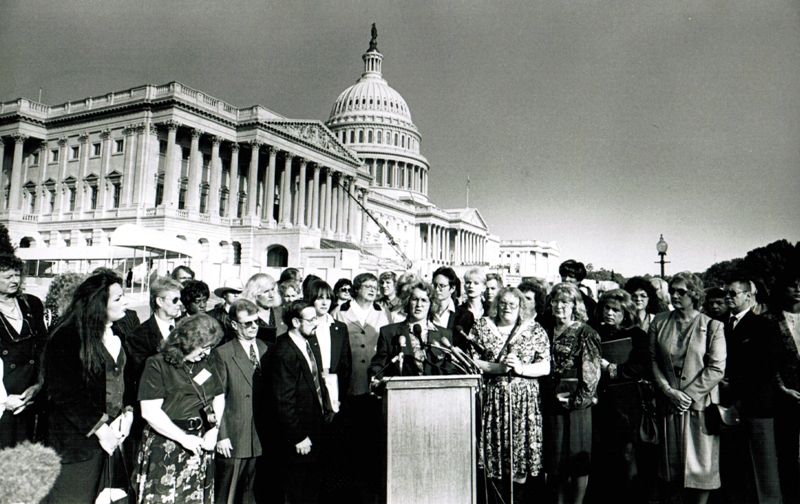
[623,277,666,332]
[44,270,134,502]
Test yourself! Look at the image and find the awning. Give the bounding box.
[110,224,194,258]
[16,245,154,261]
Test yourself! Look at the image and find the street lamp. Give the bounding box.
[655,234,670,278]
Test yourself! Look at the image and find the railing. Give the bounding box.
[145,208,157,216]
[199,213,210,222]
[176,209,189,219]
[22,214,38,222]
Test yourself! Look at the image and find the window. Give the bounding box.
[70,146,79,160]
[28,190,36,214]
[358,131,364,143]
[86,237,93,247]
[349,131,355,143]
[50,150,59,163]
[232,242,242,265]
[31,152,39,165]
[199,184,209,214]
[220,188,228,216]
[114,139,124,153]
[377,131,382,143]
[89,186,98,210]
[368,130,373,143]
[182,147,190,160]
[92,143,101,156]
[112,183,121,208]
[48,188,56,213]
[155,182,164,206]
[68,187,76,211]
[159,140,167,155]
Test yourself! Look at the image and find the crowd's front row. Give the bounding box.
[1,260,797,504]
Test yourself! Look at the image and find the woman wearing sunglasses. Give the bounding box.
[0,253,47,449]
[649,272,725,504]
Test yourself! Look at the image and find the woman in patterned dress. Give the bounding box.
[467,286,550,504]
[133,314,225,504]
[540,282,601,504]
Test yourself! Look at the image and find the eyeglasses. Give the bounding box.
[238,320,259,328]
[339,287,351,292]
[669,288,690,297]
[498,301,519,309]
[724,290,746,298]
[361,285,378,291]
[161,296,181,305]
[300,315,320,323]
[433,283,451,290]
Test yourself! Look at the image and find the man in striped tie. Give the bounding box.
[210,299,267,504]
[270,300,334,504]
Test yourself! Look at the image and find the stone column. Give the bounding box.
[294,158,306,226]
[246,141,260,217]
[141,124,159,209]
[51,137,67,215]
[0,140,4,211]
[280,153,294,227]
[8,134,28,212]
[347,177,357,240]
[208,136,222,215]
[335,174,345,236]
[381,160,387,187]
[131,126,146,208]
[100,130,115,211]
[121,126,136,207]
[311,164,321,230]
[360,188,369,243]
[161,121,181,208]
[264,146,277,225]
[324,169,333,233]
[186,129,203,212]
[425,224,431,260]
[228,143,240,217]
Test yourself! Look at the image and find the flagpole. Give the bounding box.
[467,173,470,208]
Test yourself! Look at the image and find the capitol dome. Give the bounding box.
[325,29,430,202]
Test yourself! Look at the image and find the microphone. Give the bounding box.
[440,336,476,373]
[454,325,486,354]
[397,335,406,373]
[428,341,469,374]
[412,324,423,342]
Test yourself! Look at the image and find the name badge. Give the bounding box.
[193,368,212,385]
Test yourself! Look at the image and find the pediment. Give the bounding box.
[106,170,122,179]
[446,207,489,231]
[263,120,361,165]
[84,173,98,182]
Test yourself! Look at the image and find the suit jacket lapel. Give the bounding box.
[287,336,318,398]
[329,323,343,370]
[148,316,163,351]
[231,341,255,386]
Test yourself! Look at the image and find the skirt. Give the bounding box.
[133,425,214,503]
[659,411,720,490]
[542,407,592,477]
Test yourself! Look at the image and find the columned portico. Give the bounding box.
[161,121,180,208]
[186,129,203,213]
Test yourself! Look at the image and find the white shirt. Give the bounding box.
[729,308,750,330]
[432,298,455,329]
[350,300,370,327]
[315,313,333,371]
[154,314,176,340]
[238,338,260,361]
[288,331,315,372]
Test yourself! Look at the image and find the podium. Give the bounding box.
[383,375,481,504]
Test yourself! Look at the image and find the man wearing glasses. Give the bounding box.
[210,299,267,504]
[270,300,333,504]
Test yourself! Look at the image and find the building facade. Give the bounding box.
[0,31,554,285]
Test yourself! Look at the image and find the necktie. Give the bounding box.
[304,339,324,409]
[727,316,737,333]
[268,309,275,327]
[249,343,260,371]
[168,324,174,332]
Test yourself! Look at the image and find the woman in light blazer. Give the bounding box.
[649,272,725,504]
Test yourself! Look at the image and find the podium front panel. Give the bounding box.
[385,376,479,504]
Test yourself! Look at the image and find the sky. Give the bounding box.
[1,0,798,276]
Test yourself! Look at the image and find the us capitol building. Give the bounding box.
[0,28,560,285]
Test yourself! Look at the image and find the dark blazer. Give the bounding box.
[127,315,166,385]
[211,338,268,459]
[208,304,237,344]
[111,308,141,345]
[449,305,475,350]
[44,323,136,463]
[768,310,800,400]
[255,306,285,345]
[268,333,332,463]
[0,294,48,447]
[309,319,352,404]
[723,310,781,418]
[369,322,457,378]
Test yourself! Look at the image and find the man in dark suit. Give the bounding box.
[719,278,782,504]
[211,298,267,504]
[269,300,334,504]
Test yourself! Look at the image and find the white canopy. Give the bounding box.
[110,224,194,258]
[16,245,153,261]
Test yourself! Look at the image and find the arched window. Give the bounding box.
[359,130,364,143]
[368,130,373,143]
[267,245,288,267]
[377,131,382,143]
[401,136,405,148]
[350,131,355,143]
[394,134,398,146]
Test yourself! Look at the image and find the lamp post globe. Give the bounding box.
[656,234,669,278]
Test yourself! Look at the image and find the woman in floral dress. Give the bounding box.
[540,282,601,504]
[134,314,225,504]
[467,286,551,504]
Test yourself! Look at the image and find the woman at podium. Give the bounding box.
[466,286,551,503]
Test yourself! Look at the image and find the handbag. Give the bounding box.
[95,447,130,504]
[704,402,741,436]
[638,380,659,444]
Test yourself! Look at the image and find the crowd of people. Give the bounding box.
[0,251,797,504]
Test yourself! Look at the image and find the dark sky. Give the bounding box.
[2,0,798,276]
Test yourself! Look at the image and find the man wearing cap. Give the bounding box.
[211,277,244,344]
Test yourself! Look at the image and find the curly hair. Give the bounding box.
[548,282,589,323]
[488,286,529,321]
[43,272,87,328]
[403,280,440,322]
[51,270,123,380]
[242,273,277,305]
[624,276,665,314]
[0,253,23,275]
[559,260,587,283]
[432,266,462,302]
[352,273,378,299]
[596,289,637,329]
[160,314,223,365]
[279,280,302,302]
[669,271,705,310]
[180,280,210,307]
[517,279,548,319]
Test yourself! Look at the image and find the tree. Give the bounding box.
[700,258,744,289]
[699,239,799,295]
[0,224,15,255]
